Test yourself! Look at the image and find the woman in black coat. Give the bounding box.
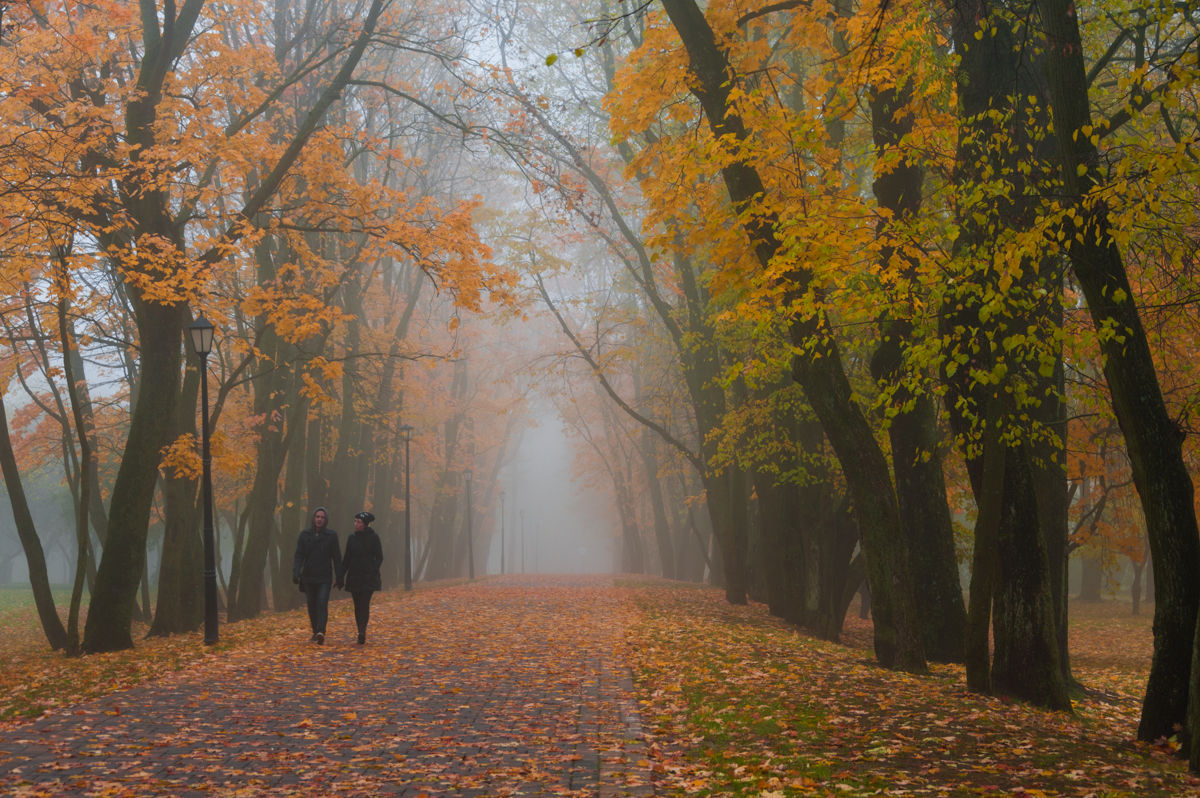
[341,511,384,644]
[292,506,343,645]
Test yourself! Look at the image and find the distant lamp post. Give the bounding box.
[188,316,218,646]
[400,424,414,591]
[499,490,506,575]
[464,468,474,580]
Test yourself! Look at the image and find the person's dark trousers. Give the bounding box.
[351,590,374,637]
[304,581,332,635]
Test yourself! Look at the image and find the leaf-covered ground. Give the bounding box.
[622,581,1199,796]
[0,577,649,796]
[0,577,1196,796]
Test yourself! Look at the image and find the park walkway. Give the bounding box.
[0,575,654,797]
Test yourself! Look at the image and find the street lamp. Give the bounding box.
[188,316,218,646]
[400,424,414,591]
[499,489,505,575]
[464,468,474,580]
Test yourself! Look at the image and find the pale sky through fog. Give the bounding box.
[491,409,616,575]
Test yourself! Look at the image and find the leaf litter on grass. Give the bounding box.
[623,582,1200,797]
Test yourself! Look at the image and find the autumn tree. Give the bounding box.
[0,0,401,651]
[943,0,1070,709]
[1032,0,1200,747]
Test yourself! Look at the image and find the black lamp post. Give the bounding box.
[464,469,474,579]
[400,424,413,591]
[499,489,505,575]
[188,316,218,645]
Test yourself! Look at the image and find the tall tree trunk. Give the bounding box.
[1035,0,1200,744]
[884,382,966,663]
[84,299,186,653]
[949,0,1069,708]
[659,0,925,672]
[1032,276,1072,685]
[613,461,645,574]
[369,270,424,588]
[275,371,308,611]
[327,279,370,521]
[229,330,288,621]
[966,403,1004,693]
[148,362,203,636]
[422,360,468,580]
[992,442,1069,709]
[814,499,861,642]
[0,394,68,649]
[639,427,675,578]
[869,82,966,664]
[305,413,326,511]
[54,267,93,655]
[754,472,807,624]
[702,468,748,604]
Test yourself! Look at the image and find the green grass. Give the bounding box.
[0,585,74,612]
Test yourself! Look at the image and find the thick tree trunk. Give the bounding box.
[676,499,709,583]
[887,389,966,662]
[1035,0,1200,744]
[869,82,966,663]
[423,470,461,580]
[423,360,468,580]
[703,468,748,605]
[753,473,806,624]
[1032,286,1072,685]
[148,365,203,637]
[949,0,1069,708]
[84,299,186,653]
[992,444,1071,709]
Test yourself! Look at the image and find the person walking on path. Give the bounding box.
[341,510,383,644]
[293,506,343,644]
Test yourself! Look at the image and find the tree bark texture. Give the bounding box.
[991,442,1070,709]
[1035,0,1200,743]
[870,83,966,663]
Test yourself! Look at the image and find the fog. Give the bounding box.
[489,403,617,576]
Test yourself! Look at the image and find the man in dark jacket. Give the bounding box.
[341,510,383,644]
[292,506,343,644]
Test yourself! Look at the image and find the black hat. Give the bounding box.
[355,511,375,524]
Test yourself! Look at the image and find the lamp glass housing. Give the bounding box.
[189,317,215,355]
